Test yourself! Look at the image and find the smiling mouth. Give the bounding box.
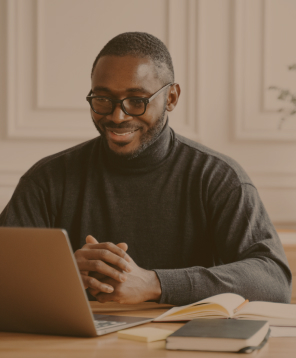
[112,130,135,136]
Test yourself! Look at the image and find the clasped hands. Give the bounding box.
[74,235,161,304]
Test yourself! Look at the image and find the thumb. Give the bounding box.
[86,235,99,244]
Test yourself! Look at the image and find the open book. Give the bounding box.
[154,293,296,326]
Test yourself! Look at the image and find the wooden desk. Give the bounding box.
[0,302,296,358]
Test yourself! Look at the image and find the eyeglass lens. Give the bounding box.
[91,97,145,115]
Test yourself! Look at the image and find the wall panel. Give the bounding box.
[0,0,295,227]
[6,0,201,141]
[233,0,296,140]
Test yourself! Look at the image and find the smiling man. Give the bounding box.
[89,55,175,158]
[0,32,292,305]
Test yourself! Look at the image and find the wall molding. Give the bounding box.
[232,0,296,141]
[6,0,203,141]
[0,171,23,212]
[165,0,202,142]
[249,171,296,189]
[36,0,88,111]
[0,170,23,186]
[6,0,96,139]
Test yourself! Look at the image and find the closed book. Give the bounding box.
[166,319,270,353]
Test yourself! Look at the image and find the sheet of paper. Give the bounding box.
[118,327,174,342]
[270,326,296,337]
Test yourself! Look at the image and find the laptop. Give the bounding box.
[0,227,152,337]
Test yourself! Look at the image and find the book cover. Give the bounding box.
[166,319,270,352]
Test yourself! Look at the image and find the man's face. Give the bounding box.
[91,56,168,158]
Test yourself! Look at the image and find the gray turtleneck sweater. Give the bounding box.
[0,121,292,305]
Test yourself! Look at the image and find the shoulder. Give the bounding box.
[173,130,254,188]
[23,136,101,180]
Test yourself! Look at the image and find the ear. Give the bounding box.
[166,83,181,112]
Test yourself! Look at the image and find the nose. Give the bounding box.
[107,103,132,124]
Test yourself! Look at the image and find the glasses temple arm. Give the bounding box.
[147,83,173,103]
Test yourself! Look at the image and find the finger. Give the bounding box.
[117,243,133,263]
[96,292,116,303]
[88,287,100,297]
[79,260,127,283]
[81,275,114,293]
[117,242,128,251]
[83,240,132,262]
[83,249,132,273]
[89,242,131,262]
[89,271,106,281]
[86,235,99,244]
[116,243,133,263]
[83,241,132,263]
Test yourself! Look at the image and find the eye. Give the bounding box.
[93,97,110,103]
[128,98,144,107]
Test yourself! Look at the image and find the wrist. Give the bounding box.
[146,270,162,301]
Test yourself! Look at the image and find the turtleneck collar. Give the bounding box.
[100,119,173,173]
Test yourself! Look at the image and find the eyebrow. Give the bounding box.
[93,86,152,96]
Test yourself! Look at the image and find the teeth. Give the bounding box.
[112,131,133,136]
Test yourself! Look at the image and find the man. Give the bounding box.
[0,32,291,305]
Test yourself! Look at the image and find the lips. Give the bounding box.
[106,127,140,144]
[111,130,135,136]
[106,127,139,134]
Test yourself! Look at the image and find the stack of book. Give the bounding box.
[153,293,296,353]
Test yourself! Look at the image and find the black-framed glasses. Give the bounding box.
[86,83,173,116]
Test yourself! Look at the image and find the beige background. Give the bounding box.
[0,0,295,228]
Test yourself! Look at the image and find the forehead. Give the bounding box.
[91,56,162,92]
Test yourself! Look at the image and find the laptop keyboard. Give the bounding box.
[94,319,127,331]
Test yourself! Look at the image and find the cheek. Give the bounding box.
[141,110,162,128]
[91,111,103,124]
[139,105,161,126]
[90,109,96,121]
[136,115,154,129]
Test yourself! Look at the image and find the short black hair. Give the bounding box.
[91,32,174,84]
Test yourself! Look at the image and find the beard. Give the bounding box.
[92,104,167,160]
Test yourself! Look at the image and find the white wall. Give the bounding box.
[0,0,295,228]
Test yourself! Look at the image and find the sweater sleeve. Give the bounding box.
[154,184,292,305]
[0,177,52,227]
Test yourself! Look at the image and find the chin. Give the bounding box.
[109,142,140,159]
[92,109,167,159]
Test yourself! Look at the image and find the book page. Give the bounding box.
[154,293,245,321]
[167,303,230,318]
[235,301,296,319]
[160,304,231,321]
[194,293,245,317]
[270,326,296,337]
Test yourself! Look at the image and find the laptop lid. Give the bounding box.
[0,227,97,337]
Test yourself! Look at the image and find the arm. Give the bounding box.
[92,184,291,305]
[0,177,133,294]
[0,177,51,227]
[154,184,292,305]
